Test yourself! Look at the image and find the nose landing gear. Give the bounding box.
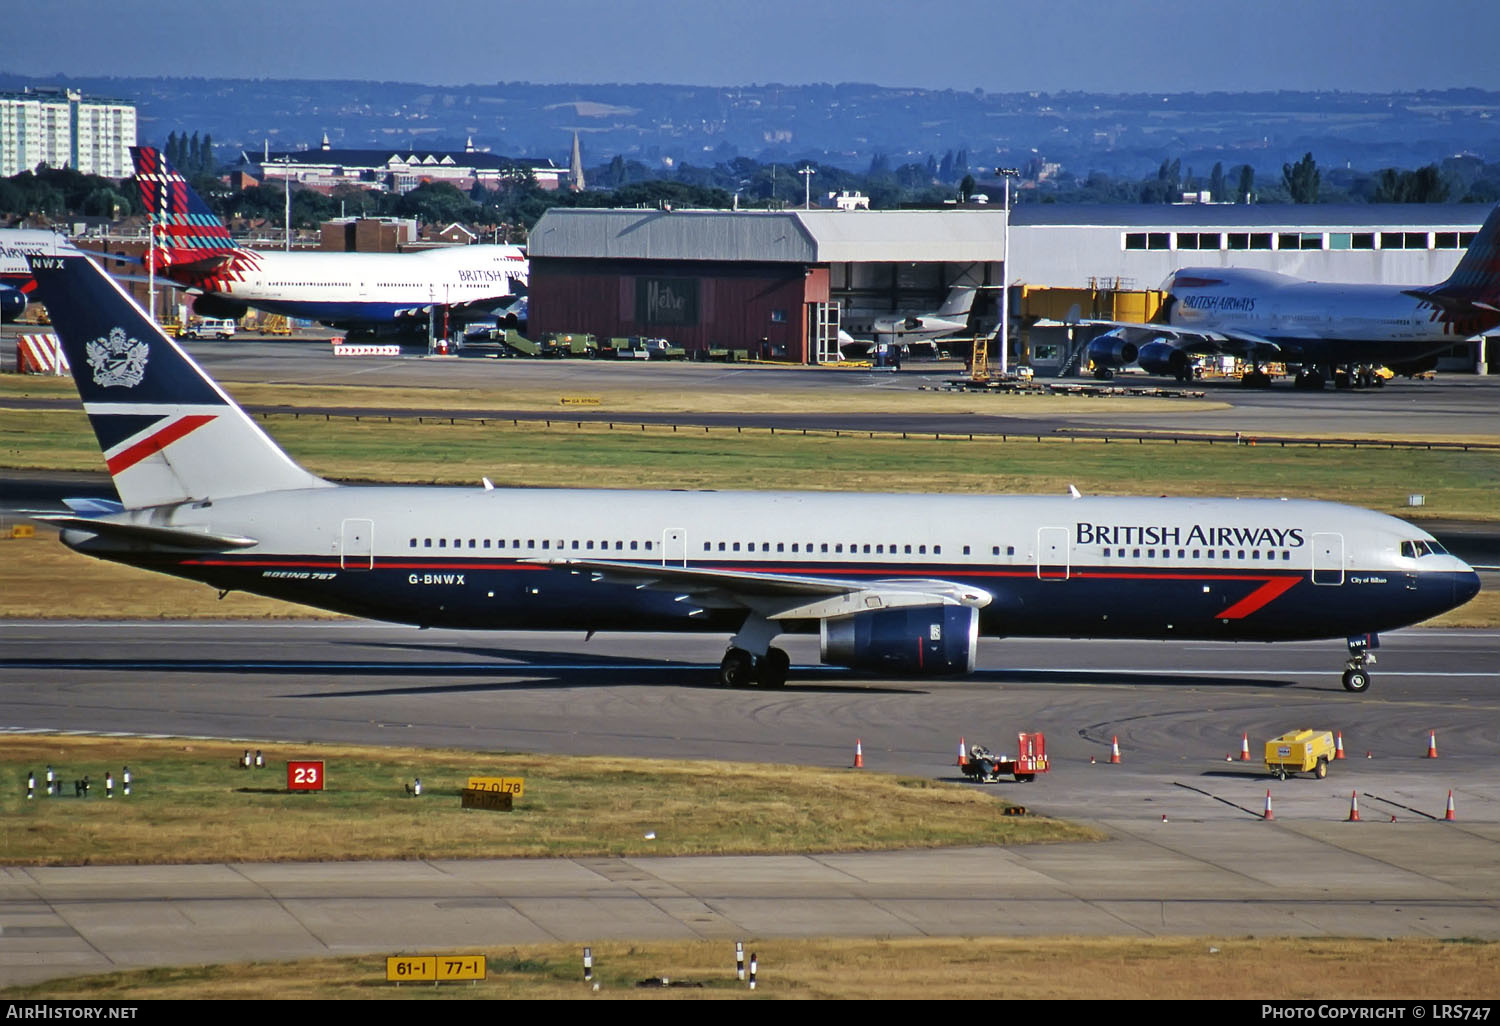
[1342,634,1378,692]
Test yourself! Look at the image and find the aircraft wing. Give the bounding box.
[1076,320,1286,360]
[533,558,992,621]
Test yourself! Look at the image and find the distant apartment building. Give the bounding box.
[0,88,138,178]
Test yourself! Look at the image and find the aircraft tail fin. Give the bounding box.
[130,146,238,273]
[1407,205,1500,317]
[26,250,330,510]
[936,286,978,318]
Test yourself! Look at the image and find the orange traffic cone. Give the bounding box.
[1334,730,1346,760]
[1426,731,1439,759]
[1445,790,1456,822]
[1347,791,1361,822]
[1262,790,1274,821]
[1239,733,1251,761]
[957,738,967,768]
[853,739,864,769]
[1109,736,1121,764]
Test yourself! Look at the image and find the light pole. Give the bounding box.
[995,167,1020,376]
[798,166,816,210]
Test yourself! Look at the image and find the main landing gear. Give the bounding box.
[719,646,790,688]
[719,613,791,687]
[1341,634,1378,693]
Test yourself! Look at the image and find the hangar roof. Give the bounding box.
[1009,203,1493,229]
[528,208,1007,263]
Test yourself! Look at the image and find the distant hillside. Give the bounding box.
[2,74,1496,179]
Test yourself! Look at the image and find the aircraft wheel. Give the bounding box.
[1342,668,1371,693]
[756,647,790,688]
[719,648,754,688]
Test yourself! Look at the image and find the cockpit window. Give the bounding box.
[1401,539,1447,559]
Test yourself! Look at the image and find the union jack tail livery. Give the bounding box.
[130,146,239,274]
[26,251,328,509]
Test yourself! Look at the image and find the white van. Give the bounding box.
[183,318,237,340]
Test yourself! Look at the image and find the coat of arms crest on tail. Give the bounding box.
[85,327,148,388]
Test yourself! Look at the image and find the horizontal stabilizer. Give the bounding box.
[32,514,259,550]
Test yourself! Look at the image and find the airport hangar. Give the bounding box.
[524,203,1497,373]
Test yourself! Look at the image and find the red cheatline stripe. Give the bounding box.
[1217,576,1301,619]
[105,414,216,475]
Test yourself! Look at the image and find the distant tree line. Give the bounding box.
[3,141,1499,236]
[163,131,216,178]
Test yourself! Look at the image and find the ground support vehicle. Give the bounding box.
[1265,729,1336,780]
[962,733,1049,783]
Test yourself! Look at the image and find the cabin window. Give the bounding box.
[1147,549,1155,558]
[821,543,829,553]
[483,539,491,549]
[1237,550,1246,560]
[863,544,871,554]
[439,539,447,548]
[792,543,799,552]
[835,544,843,553]
[703,542,711,552]
[586,541,594,550]
[615,541,623,550]
[469,539,476,549]
[934,545,941,554]
[409,538,417,548]
[918,545,927,555]
[644,541,653,551]
[733,542,740,552]
[1007,546,1015,556]
[991,545,999,556]
[513,539,520,548]
[963,545,971,556]
[777,543,785,553]
[876,544,884,554]
[630,541,638,551]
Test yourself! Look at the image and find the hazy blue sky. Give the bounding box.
[7,0,1499,93]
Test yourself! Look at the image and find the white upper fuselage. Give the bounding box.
[1166,267,1472,343]
[196,244,528,324]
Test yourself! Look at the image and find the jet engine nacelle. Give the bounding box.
[0,284,27,323]
[820,605,979,676]
[1085,331,1139,369]
[1136,340,1189,377]
[191,294,250,322]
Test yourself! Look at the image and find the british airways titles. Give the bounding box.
[1075,522,1306,548]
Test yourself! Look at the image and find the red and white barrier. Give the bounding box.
[16,334,69,375]
[331,343,402,357]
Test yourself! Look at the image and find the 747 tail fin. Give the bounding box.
[1405,204,1500,321]
[26,250,329,510]
[130,146,238,275]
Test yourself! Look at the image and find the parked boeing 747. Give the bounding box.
[25,250,1480,692]
[128,147,526,332]
[1082,205,1500,388]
